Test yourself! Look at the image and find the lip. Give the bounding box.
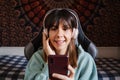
[54,40,65,45]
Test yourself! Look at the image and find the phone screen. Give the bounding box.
[48,55,68,80]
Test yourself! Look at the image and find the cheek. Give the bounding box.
[49,32,55,39]
[67,35,72,41]
[65,31,73,38]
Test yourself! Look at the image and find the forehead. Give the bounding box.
[54,19,69,25]
[52,19,72,29]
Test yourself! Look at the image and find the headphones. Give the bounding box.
[43,8,79,39]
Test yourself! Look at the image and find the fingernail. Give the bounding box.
[52,73,55,77]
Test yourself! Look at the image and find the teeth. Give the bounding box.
[56,40,64,45]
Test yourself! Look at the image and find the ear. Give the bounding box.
[72,28,78,39]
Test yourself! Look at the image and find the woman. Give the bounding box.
[24,8,98,80]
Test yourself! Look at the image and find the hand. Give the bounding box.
[42,31,55,56]
[52,65,75,80]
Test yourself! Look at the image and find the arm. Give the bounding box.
[75,46,98,80]
[24,50,49,80]
[78,56,98,80]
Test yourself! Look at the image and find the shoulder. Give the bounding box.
[77,45,95,64]
[29,49,45,63]
[75,45,98,80]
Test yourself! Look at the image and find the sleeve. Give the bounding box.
[75,52,98,80]
[24,51,49,80]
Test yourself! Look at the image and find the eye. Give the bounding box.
[63,25,70,31]
[50,26,57,30]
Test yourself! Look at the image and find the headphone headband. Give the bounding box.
[43,8,79,30]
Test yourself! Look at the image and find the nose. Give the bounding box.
[56,28,64,37]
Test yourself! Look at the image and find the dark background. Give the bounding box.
[0,0,120,47]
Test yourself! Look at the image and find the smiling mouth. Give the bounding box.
[55,40,65,45]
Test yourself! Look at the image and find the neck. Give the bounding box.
[55,48,68,55]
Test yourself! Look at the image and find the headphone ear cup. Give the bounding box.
[44,29,48,36]
[73,28,78,39]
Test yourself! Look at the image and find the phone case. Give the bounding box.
[48,55,68,80]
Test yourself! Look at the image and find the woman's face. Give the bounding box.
[49,19,73,55]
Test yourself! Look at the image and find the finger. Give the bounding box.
[42,32,45,46]
[68,65,75,77]
[42,32,48,52]
[42,32,49,48]
[43,32,55,56]
[52,73,69,80]
[42,31,47,41]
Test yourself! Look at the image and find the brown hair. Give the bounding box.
[43,9,78,68]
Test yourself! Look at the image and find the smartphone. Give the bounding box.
[48,55,68,80]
